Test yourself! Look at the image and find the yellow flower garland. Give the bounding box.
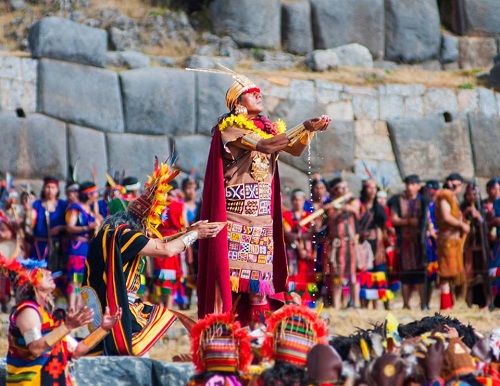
[218,114,286,139]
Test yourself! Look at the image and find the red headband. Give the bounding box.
[81,186,98,194]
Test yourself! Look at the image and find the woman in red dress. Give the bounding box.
[283,190,317,307]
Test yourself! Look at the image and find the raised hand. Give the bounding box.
[304,115,331,132]
[101,306,122,332]
[65,307,94,330]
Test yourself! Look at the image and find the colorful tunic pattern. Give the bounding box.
[83,224,176,356]
[324,204,358,284]
[221,124,278,297]
[66,203,94,285]
[358,202,392,302]
[283,210,317,306]
[197,119,287,319]
[7,301,72,385]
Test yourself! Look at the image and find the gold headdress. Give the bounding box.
[128,157,180,239]
[186,64,260,112]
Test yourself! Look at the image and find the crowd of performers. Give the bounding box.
[284,173,500,313]
[0,172,203,313]
[2,65,500,386]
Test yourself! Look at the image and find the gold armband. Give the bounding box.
[285,123,307,145]
[44,324,70,347]
[299,131,314,145]
[181,231,199,251]
[82,327,109,351]
[240,134,259,150]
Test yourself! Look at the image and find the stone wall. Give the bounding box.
[0,357,195,386]
[1,49,500,193]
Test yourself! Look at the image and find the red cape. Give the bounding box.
[197,128,288,318]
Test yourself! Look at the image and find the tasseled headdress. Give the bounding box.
[262,305,328,367]
[191,312,252,374]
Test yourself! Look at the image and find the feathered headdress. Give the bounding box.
[191,312,252,374]
[127,157,180,239]
[186,63,260,112]
[262,305,328,367]
[0,255,45,291]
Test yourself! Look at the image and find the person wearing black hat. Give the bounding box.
[389,174,427,309]
[435,173,469,310]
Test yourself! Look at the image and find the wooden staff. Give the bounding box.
[298,193,352,227]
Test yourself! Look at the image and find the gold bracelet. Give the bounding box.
[44,324,70,347]
[285,123,307,144]
[299,131,314,145]
[240,134,259,150]
[181,231,199,251]
[82,327,109,351]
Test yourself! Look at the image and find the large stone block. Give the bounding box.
[387,117,473,180]
[279,120,355,174]
[468,114,500,178]
[196,72,233,135]
[68,124,108,187]
[173,135,212,179]
[458,37,497,70]
[441,34,459,64]
[74,358,194,385]
[210,0,281,49]
[311,0,384,57]
[28,17,107,68]
[478,88,497,117]
[384,0,441,63]
[331,44,373,68]
[0,78,37,112]
[355,120,395,161]
[439,0,500,37]
[424,88,457,115]
[282,0,314,55]
[0,112,67,179]
[270,99,326,128]
[106,133,172,183]
[354,159,402,187]
[38,59,124,132]
[352,95,379,120]
[120,67,195,135]
[379,94,404,120]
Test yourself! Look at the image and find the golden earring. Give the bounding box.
[234,105,248,116]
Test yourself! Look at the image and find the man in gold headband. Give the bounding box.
[197,73,331,325]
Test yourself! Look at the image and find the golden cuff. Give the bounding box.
[44,324,70,347]
[82,327,109,351]
[285,123,307,145]
[241,134,260,150]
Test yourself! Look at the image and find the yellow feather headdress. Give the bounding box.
[128,157,180,239]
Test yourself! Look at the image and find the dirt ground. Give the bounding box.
[1,291,497,362]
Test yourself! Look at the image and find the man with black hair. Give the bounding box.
[435,173,469,310]
[390,174,426,309]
